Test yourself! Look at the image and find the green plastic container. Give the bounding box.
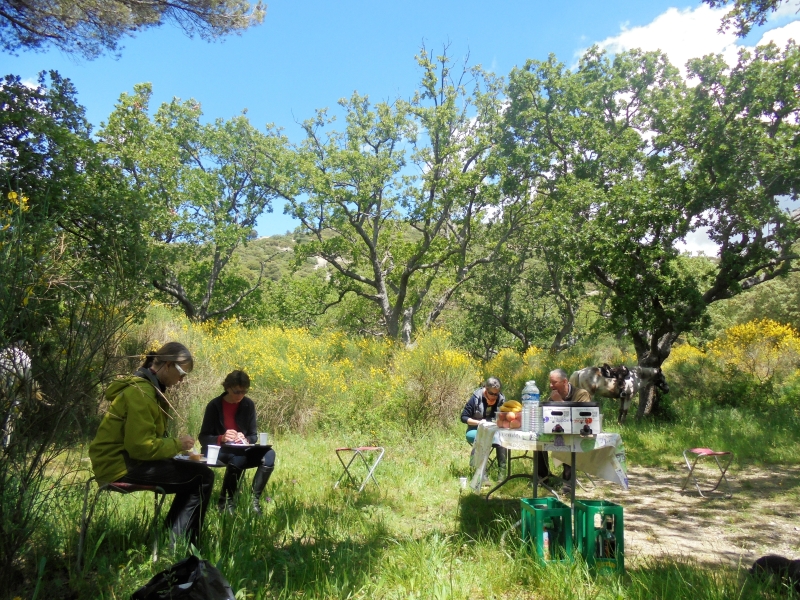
[520,497,573,564]
[574,499,624,574]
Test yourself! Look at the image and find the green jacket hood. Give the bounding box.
[89,374,181,485]
[105,375,151,402]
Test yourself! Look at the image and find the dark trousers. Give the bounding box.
[120,459,214,547]
[534,451,551,479]
[218,447,276,499]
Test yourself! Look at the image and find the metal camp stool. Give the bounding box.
[681,447,733,498]
[77,477,167,571]
[334,446,385,492]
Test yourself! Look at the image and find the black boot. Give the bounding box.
[251,465,273,515]
[217,492,235,515]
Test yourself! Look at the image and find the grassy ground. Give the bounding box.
[21,416,800,600]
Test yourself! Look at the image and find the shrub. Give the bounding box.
[391,330,479,432]
[664,319,800,410]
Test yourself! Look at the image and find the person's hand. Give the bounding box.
[235,431,247,444]
[178,435,195,451]
[223,429,239,443]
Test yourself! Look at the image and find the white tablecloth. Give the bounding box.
[469,421,629,493]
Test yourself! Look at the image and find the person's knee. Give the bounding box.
[227,456,247,471]
[465,431,477,445]
[262,449,276,468]
[202,469,215,487]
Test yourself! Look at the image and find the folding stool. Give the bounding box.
[77,477,167,571]
[681,447,733,498]
[334,446,385,492]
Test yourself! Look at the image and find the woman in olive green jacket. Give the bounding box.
[89,342,214,547]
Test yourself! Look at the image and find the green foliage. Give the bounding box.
[0,72,153,591]
[706,271,800,339]
[100,83,296,323]
[289,46,522,343]
[704,0,792,36]
[0,0,266,59]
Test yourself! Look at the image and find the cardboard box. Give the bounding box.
[571,405,601,435]
[542,406,572,434]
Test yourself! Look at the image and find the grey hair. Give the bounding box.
[549,369,568,381]
[485,376,501,390]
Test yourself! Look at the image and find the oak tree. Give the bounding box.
[100,83,295,322]
[289,48,525,343]
[504,44,800,418]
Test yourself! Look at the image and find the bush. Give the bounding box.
[663,319,800,411]
[123,314,480,436]
[391,330,479,432]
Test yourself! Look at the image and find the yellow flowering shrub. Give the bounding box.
[485,348,525,393]
[707,319,800,383]
[388,329,479,431]
[128,309,485,434]
[663,319,800,408]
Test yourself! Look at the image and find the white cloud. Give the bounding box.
[584,4,800,75]
[588,5,741,73]
[770,1,800,20]
[675,227,719,256]
[756,19,800,47]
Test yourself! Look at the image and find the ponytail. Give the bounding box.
[141,342,194,372]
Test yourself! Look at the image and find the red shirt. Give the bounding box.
[218,400,240,444]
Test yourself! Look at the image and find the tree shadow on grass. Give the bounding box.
[457,491,521,541]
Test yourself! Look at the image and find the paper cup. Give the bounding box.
[206,444,220,465]
[259,432,268,445]
[459,476,468,489]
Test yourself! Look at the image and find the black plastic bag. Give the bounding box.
[131,555,235,600]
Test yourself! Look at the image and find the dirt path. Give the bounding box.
[586,463,800,568]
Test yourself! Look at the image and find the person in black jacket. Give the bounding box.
[460,376,508,474]
[198,370,275,514]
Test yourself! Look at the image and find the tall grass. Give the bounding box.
[8,310,800,598]
[21,426,790,600]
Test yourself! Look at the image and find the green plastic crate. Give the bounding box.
[520,497,573,564]
[574,499,624,574]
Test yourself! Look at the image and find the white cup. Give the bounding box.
[206,444,220,465]
[259,432,268,445]
[459,476,468,490]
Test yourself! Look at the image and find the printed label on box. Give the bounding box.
[571,406,600,435]
[542,406,572,434]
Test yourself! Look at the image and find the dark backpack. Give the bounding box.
[131,555,235,600]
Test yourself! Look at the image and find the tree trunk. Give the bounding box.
[635,384,657,420]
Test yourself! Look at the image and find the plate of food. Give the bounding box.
[174,453,207,462]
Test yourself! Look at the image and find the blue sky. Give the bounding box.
[2,1,799,238]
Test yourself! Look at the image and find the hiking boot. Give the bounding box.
[251,465,273,516]
[217,496,235,515]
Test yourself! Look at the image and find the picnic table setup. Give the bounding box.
[468,403,628,572]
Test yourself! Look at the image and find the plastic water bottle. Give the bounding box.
[521,380,541,433]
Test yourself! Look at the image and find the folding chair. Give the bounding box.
[77,477,167,571]
[681,447,733,498]
[334,446,385,492]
